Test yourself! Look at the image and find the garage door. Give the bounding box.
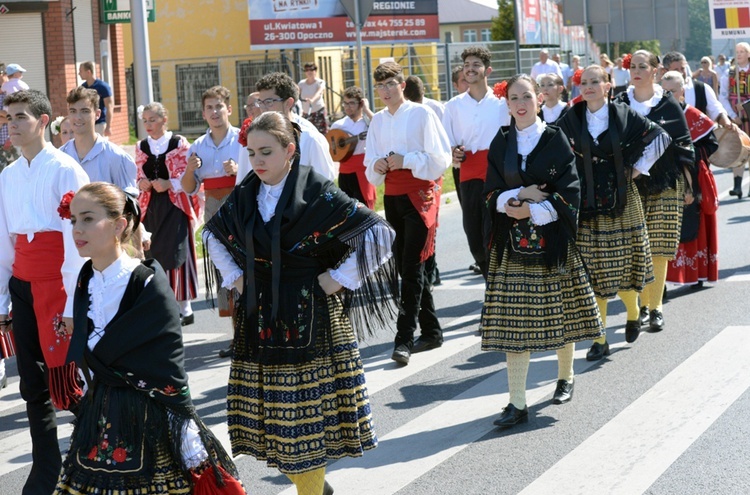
[0,13,47,95]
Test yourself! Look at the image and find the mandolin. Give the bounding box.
[326,129,368,162]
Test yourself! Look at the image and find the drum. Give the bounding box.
[709,127,750,168]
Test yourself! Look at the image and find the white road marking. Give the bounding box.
[520,325,750,495]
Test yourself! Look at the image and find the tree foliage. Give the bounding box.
[685,0,711,61]
[491,0,515,41]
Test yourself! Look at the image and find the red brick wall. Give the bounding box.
[42,0,77,124]
[109,24,130,144]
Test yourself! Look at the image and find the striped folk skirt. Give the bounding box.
[481,242,603,353]
[226,296,376,474]
[577,181,654,299]
[641,177,685,259]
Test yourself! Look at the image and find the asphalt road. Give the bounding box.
[1,166,749,494]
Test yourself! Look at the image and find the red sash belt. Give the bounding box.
[460,149,489,182]
[203,175,236,190]
[339,154,377,209]
[13,231,82,410]
[385,170,440,261]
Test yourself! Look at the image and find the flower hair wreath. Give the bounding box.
[50,116,65,136]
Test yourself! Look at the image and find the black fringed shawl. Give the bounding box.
[203,162,398,366]
[558,100,670,219]
[66,259,237,490]
[484,123,580,270]
[614,91,695,195]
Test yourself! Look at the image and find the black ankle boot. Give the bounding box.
[729,176,743,198]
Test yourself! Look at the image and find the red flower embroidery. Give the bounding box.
[57,191,75,220]
[112,447,128,463]
[163,385,177,395]
[519,238,529,248]
[572,69,584,86]
[539,237,546,248]
[100,439,109,449]
[493,81,508,99]
[238,117,253,147]
[622,53,632,70]
[87,446,98,460]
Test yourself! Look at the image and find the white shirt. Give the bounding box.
[612,67,631,87]
[530,61,564,81]
[715,63,730,81]
[298,77,326,113]
[61,135,137,190]
[684,75,727,121]
[0,144,89,315]
[626,85,663,117]
[422,97,445,121]
[442,89,510,152]
[541,101,567,124]
[494,119,558,226]
[364,100,452,186]
[84,253,208,468]
[719,64,750,118]
[559,63,571,86]
[1,78,29,94]
[204,171,395,291]
[331,115,368,156]
[586,104,668,176]
[186,126,249,193]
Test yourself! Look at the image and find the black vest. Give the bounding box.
[693,80,708,115]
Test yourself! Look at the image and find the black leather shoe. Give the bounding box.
[730,177,743,198]
[552,379,574,404]
[323,480,334,495]
[412,338,442,354]
[180,313,195,326]
[625,320,640,343]
[586,341,610,361]
[493,403,529,428]
[649,309,664,332]
[218,341,234,358]
[391,344,411,365]
[639,306,650,326]
[469,263,480,273]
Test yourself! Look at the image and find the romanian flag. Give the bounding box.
[714,7,750,29]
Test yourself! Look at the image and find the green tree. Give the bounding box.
[685,0,711,61]
[491,0,515,41]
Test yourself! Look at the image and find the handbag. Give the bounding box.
[191,465,246,495]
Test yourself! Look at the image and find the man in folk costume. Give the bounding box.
[364,61,452,365]
[0,90,89,494]
[719,42,750,198]
[181,85,249,358]
[442,46,511,278]
[329,85,377,209]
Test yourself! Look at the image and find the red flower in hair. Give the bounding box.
[622,54,632,70]
[57,191,75,220]
[572,69,584,86]
[493,81,508,99]
[238,117,253,147]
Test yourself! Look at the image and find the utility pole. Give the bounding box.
[131,0,153,140]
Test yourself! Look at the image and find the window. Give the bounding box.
[463,29,477,42]
[481,28,492,42]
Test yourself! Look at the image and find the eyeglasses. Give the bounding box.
[374,81,400,91]
[254,98,285,108]
[342,100,360,107]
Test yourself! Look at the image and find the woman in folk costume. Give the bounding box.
[614,50,695,333]
[482,74,602,428]
[57,182,243,494]
[136,102,202,326]
[558,65,671,360]
[660,71,720,286]
[538,73,569,124]
[203,112,398,495]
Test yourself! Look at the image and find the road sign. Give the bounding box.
[101,0,156,24]
[340,0,374,28]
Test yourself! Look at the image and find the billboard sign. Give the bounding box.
[101,0,155,24]
[248,0,439,49]
[709,0,750,39]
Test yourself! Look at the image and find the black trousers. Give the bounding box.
[452,166,463,205]
[459,179,491,278]
[338,172,367,205]
[10,276,63,495]
[384,194,442,348]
